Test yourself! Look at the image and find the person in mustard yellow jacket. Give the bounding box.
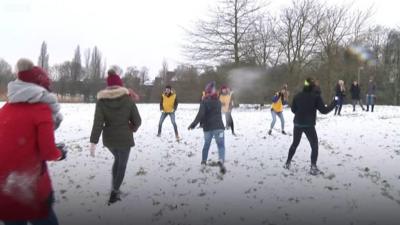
[157,85,179,140]
[219,85,236,135]
[268,88,286,135]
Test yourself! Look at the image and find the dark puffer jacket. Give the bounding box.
[291,90,336,127]
[90,87,141,148]
[350,84,361,100]
[189,96,225,132]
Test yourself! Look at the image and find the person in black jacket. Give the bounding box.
[334,80,345,116]
[188,81,226,174]
[284,78,336,175]
[350,80,365,111]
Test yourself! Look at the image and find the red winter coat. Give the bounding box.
[0,103,62,220]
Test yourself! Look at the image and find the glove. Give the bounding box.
[90,143,96,157]
[56,142,67,160]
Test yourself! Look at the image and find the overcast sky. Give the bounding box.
[1,0,399,78]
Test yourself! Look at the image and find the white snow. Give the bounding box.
[1,103,400,225]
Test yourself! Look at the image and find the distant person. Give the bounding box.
[334,80,345,116]
[0,59,67,225]
[366,77,377,112]
[282,83,290,105]
[350,80,365,111]
[268,88,286,135]
[313,79,321,95]
[284,78,337,175]
[188,81,226,174]
[219,85,236,135]
[157,85,180,141]
[90,69,142,205]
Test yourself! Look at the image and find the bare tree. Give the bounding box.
[247,15,282,67]
[275,0,321,76]
[83,48,91,79]
[139,66,149,85]
[160,59,168,85]
[38,41,50,71]
[184,0,265,65]
[71,45,82,82]
[90,46,103,79]
[384,29,400,105]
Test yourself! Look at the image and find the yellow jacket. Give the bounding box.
[161,92,177,113]
[271,94,283,112]
[219,93,232,113]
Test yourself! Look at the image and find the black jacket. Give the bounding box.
[350,84,361,100]
[189,96,225,132]
[291,91,336,127]
[335,84,346,99]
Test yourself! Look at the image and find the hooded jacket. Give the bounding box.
[7,79,63,129]
[0,102,62,219]
[189,96,225,132]
[90,87,142,148]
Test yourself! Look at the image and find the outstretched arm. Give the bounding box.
[189,102,205,129]
[316,96,336,114]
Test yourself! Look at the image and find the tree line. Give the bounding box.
[1,0,400,105]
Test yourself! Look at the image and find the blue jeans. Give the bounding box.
[366,95,375,111]
[3,208,59,225]
[270,110,284,131]
[158,112,178,136]
[202,129,225,163]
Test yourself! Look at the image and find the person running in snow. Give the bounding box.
[89,69,142,205]
[157,85,180,140]
[366,76,377,112]
[284,78,337,175]
[0,59,67,225]
[334,80,346,116]
[350,80,365,112]
[188,81,226,174]
[7,58,63,130]
[219,85,236,135]
[268,88,287,135]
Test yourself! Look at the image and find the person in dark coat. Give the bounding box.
[350,80,365,111]
[284,78,337,175]
[334,80,345,116]
[90,69,142,205]
[0,60,66,225]
[188,81,226,174]
[366,77,377,112]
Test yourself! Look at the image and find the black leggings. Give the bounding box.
[109,148,131,192]
[225,112,235,134]
[286,126,319,165]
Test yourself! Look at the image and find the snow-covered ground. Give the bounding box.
[2,103,400,225]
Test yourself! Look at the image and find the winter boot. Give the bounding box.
[108,190,121,205]
[268,130,272,135]
[217,161,226,174]
[309,164,322,176]
[282,130,287,135]
[283,162,291,170]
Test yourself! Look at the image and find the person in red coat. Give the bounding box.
[0,59,66,225]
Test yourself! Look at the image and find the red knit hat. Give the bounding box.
[107,74,123,87]
[17,58,51,90]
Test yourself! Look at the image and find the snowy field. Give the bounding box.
[2,103,400,225]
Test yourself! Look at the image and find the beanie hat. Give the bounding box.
[17,58,51,90]
[205,81,216,94]
[106,74,123,87]
[165,85,172,90]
